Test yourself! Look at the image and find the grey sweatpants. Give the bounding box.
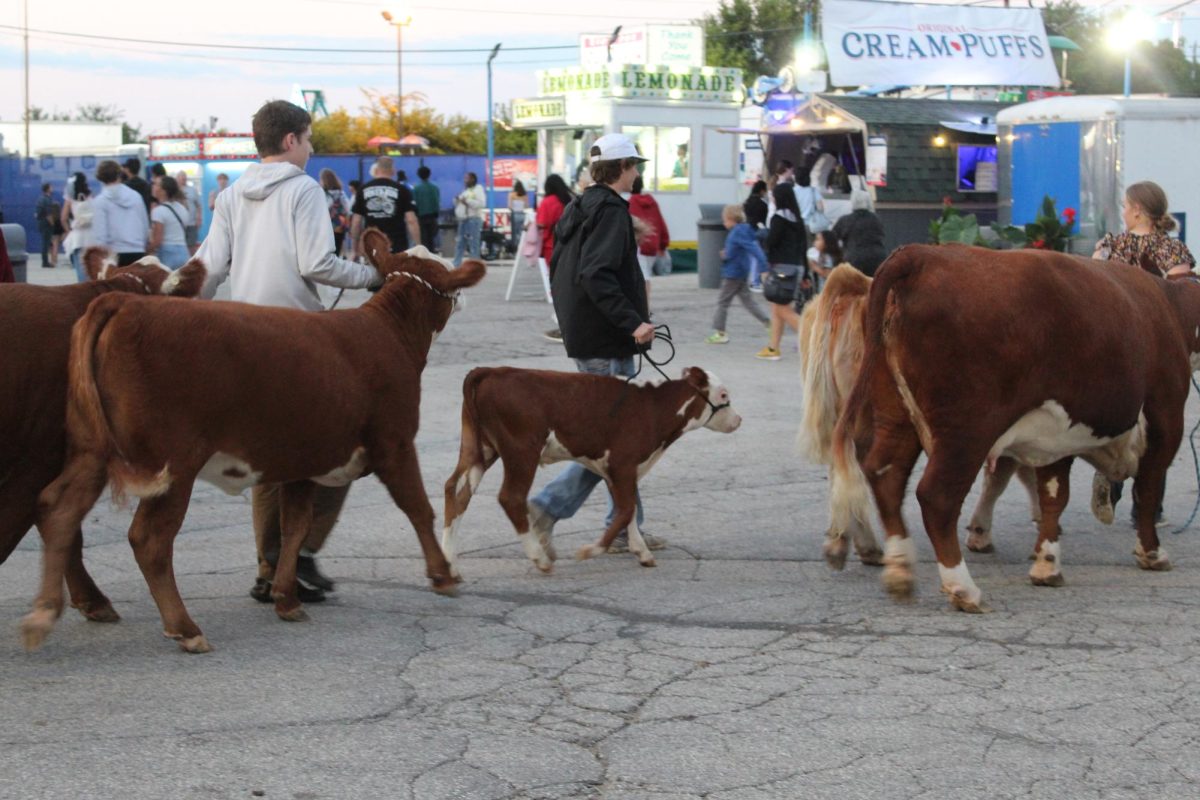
[712,278,769,331]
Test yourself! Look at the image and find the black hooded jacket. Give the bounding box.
[550,184,649,359]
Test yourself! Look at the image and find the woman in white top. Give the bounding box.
[149,175,191,269]
[507,179,529,246]
[793,166,829,233]
[61,172,95,282]
[806,230,843,292]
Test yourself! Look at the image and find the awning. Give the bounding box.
[1048,35,1081,52]
[939,120,998,136]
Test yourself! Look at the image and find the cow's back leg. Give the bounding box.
[373,440,459,594]
[494,450,553,573]
[127,480,210,653]
[442,426,499,579]
[1131,417,1180,571]
[856,412,923,599]
[22,453,109,651]
[1029,458,1072,586]
[271,480,316,622]
[915,446,990,613]
[965,456,1016,553]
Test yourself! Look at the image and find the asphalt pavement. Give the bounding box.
[2,254,1199,799]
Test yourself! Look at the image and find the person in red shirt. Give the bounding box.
[536,174,575,342]
[627,175,669,309]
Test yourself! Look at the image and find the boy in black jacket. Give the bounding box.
[528,133,663,555]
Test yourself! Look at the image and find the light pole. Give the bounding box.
[23,0,30,158]
[381,10,412,134]
[1106,7,1157,98]
[486,43,501,230]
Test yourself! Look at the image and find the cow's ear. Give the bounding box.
[683,367,709,390]
[163,259,208,297]
[84,247,112,281]
[444,258,487,291]
[362,229,392,271]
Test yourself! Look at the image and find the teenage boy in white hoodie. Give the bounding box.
[197,99,383,603]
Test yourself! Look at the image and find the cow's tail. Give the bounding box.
[830,248,921,529]
[66,297,168,505]
[459,367,491,469]
[798,265,871,464]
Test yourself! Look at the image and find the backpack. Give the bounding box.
[328,192,348,234]
[71,196,95,229]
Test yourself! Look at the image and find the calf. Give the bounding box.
[23,231,485,654]
[442,366,740,572]
[797,265,1048,568]
[0,250,205,621]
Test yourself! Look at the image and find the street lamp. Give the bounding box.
[381,10,412,134]
[1106,7,1157,97]
[486,43,502,230]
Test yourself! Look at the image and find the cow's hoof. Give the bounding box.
[448,564,463,582]
[536,532,558,563]
[823,536,849,571]
[177,634,212,654]
[856,547,884,567]
[78,602,121,623]
[275,602,308,622]
[1030,572,1065,587]
[576,544,605,561]
[882,566,915,599]
[431,577,460,596]
[20,608,57,652]
[638,555,657,568]
[965,534,995,554]
[1133,544,1172,571]
[947,588,989,614]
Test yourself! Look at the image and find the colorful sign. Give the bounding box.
[537,65,742,103]
[149,137,201,159]
[512,98,567,126]
[203,137,257,158]
[823,0,1060,88]
[492,158,538,190]
[866,134,887,187]
[580,25,704,68]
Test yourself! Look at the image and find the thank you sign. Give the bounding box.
[823,0,1060,88]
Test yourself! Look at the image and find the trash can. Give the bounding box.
[1,223,28,283]
[696,203,726,289]
[438,219,458,260]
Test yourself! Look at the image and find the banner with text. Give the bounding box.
[823,1,1060,88]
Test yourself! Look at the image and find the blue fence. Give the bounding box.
[0,153,524,255]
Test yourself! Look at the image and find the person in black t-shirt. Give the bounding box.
[121,158,153,215]
[350,155,420,256]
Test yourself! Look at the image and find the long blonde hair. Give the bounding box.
[319,168,343,192]
[1127,181,1176,234]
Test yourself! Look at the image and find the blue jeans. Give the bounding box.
[454,217,483,266]
[532,356,645,529]
[70,249,86,282]
[157,244,190,270]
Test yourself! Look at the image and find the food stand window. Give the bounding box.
[622,125,691,193]
[957,144,998,193]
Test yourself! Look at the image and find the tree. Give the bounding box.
[699,0,818,80]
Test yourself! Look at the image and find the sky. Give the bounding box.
[0,0,1193,138]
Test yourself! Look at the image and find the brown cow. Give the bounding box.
[832,246,1194,612]
[798,265,1045,568]
[22,231,485,653]
[441,366,741,572]
[0,250,205,621]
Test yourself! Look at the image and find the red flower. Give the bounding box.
[942,195,953,207]
[1063,207,1076,222]
[1032,239,1046,249]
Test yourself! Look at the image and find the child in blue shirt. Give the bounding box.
[707,204,770,344]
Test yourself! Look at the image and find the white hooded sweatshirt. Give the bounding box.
[92,182,150,255]
[197,162,379,310]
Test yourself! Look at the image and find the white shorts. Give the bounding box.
[636,252,655,281]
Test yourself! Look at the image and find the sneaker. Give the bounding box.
[543,328,563,342]
[1090,471,1114,525]
[749,284,763,293]
[249,577,327,604]
[296,553,335,591]
[706,331,730,344]
[607,531,667,554]
[755,346,782,361]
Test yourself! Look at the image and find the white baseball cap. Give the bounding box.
[589,133,649,163]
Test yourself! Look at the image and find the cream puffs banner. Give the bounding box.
[822,1,1061,88]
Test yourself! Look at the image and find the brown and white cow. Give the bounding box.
[831,245,1196,612]
[799,265,1054,568]
[22,231,485,654]
[0,250,205,621]
[441,366,741,572]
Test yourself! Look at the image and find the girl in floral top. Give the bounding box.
[1093,181,1195,277]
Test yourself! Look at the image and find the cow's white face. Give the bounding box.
[703,371,741,433]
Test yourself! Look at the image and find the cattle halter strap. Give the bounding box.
[386,270,458,299]
[616,324,731,424]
